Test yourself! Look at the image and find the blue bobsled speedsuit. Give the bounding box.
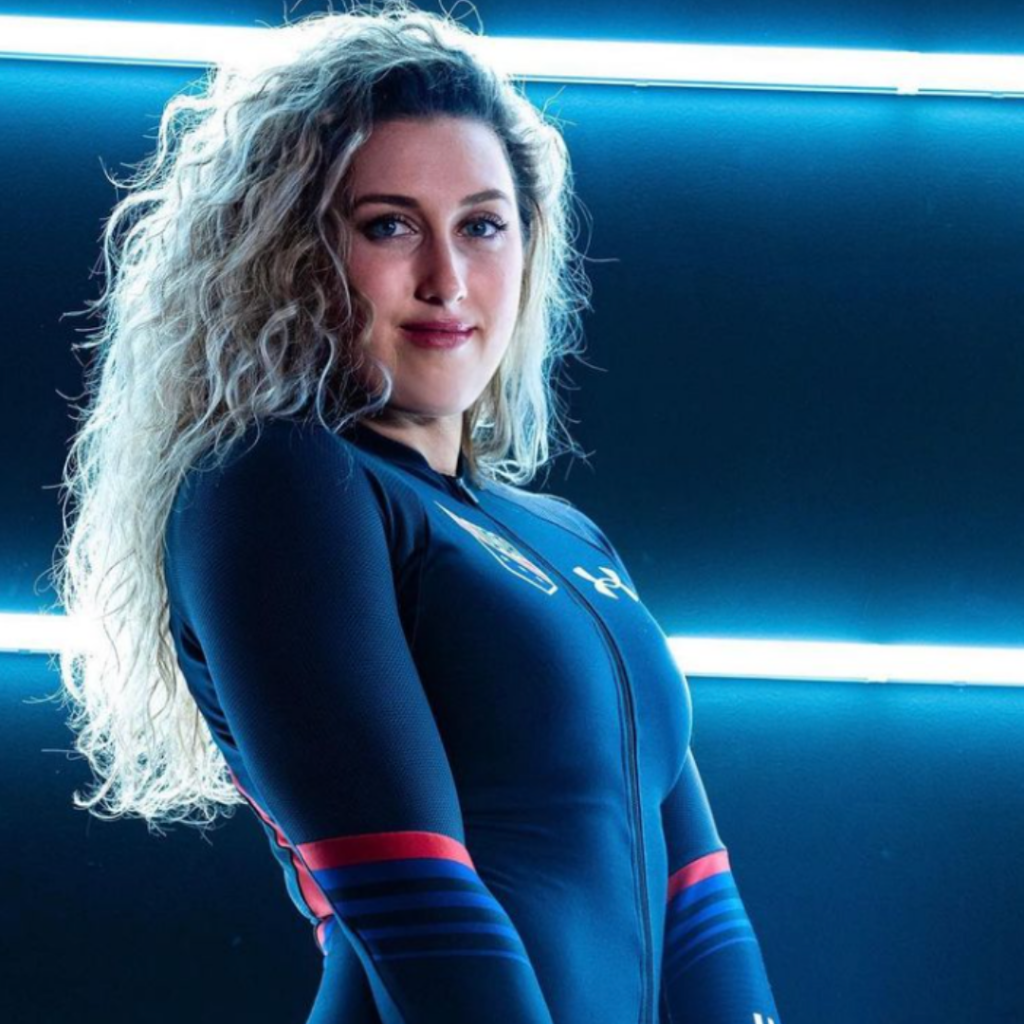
[163,414,783,1024]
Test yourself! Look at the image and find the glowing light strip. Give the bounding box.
[4,613,1022,685]
[1,613,96,656]
[667,636,1024,686]
[1,16,1024,96]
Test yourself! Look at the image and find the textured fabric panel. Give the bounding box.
[165,421,554,1023]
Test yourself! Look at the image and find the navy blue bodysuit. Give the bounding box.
[163,416,782,1024]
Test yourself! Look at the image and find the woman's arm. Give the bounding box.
[168,422,554,1024]
[660,747,783,1023]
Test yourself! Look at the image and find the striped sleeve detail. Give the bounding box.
[295,830,536,968]
[663,848,761,984]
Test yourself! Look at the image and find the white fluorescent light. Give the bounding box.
[0,613,97,655]
[668,636,1024,686]
[0,15,273,69]
[4,612,1023,685]
[478,39,1024,97]
[1,15,1024,97]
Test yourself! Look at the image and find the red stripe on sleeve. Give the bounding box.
[667,848,731,902]
[296,830,477,871]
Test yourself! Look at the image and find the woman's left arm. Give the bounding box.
[660,747,783,1023]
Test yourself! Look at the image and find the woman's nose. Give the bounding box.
[415,236,467,304]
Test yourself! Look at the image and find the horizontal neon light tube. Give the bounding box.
[667,636,1024,685]
[4,613,1023,685]
[2,15,1024,97]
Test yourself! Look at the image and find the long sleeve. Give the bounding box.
[659,748,782,1023]
[166,423,554,1024]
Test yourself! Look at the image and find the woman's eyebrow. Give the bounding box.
[352,188,511,210]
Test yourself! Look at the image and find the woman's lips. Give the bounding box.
[401,327,475,349]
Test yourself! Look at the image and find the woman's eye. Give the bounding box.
[464,215,509,239]
[361,214,412,240]
[361,214,508,242]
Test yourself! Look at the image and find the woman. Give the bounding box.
[51,3,782,1022]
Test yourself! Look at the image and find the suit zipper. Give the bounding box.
[445,475,654,1023]
[449,476,481,507]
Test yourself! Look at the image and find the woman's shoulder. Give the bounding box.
[485,479,613,559]
[172,416,374,522]
[191,415,371,472]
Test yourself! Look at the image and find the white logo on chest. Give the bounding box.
[572,565,639,602]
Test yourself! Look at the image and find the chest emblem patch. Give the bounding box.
[434,502,558,595]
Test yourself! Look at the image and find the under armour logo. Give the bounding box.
[753,1013,776,1024]
[572,565,639,602]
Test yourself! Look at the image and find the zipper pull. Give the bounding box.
[453,476,480,507]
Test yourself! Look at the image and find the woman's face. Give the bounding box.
[344,116,525,419]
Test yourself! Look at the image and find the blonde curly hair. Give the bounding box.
[44,0,594,834]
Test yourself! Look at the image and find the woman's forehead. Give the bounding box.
[349,117,510,180]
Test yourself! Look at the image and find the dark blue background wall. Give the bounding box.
[6,1,1024,643]
[3,2,1023,1022]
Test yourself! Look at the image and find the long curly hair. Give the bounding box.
[45,0,593,834]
